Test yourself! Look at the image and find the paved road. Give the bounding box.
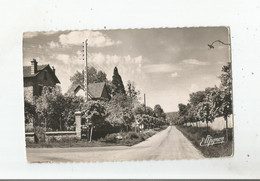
[26,126,204,163]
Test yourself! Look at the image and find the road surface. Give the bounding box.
[26,126,204,163]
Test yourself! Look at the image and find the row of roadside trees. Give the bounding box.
[176,62,232,140]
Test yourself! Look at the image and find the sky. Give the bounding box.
[23,27,231,112]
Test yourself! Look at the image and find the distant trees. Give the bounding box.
[154,104,166,120]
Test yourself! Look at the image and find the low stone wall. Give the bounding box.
[25,131,80,143]
[25,132,35,143]
[45,131,79,142]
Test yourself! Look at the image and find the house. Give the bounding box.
[23,59,60,103]
[70,82,110,101]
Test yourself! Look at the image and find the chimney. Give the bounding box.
[52,66,55,75]
[31,59,37,74]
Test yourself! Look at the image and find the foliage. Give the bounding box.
[154,104,166,119]
[176,62,233,137]
[104,94,135,131]
[103,133,118,143]
[125,131,139,139]
[35,86,83,131]
[35,86,62,129]
[70,66,107,85]
[112,67,126,95]
[133,104,146,115]
[24,99,36,124]
[67,66,107,94]
[218,62,232,118]
[81,100,107,126]
[126,80,140,108]
[122,107,135,131]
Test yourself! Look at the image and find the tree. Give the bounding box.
[81,100,107,126]
[104,94,129,131]
[145,106,154,117]
[154,104,165,119]
[126,80,140,108]
[81,101,113,140]
[133,104,146,116]
[35,86,62,131]
[24,99,36,125]
[68,66,107,94]
[189,91,206,106]
[218,62,232,141]
[112,67,126,95]
[197,101,215,133]
[122,107,135,132]
[62,95,84,130]
[35,86,83,132]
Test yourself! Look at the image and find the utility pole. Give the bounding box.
[83,39,88,102]
[83,39,93,142]
[144,93,146,114]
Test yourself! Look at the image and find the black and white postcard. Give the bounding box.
[23,27,233,163]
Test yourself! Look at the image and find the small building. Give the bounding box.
[70,82,110,101]
[23,59,60,103]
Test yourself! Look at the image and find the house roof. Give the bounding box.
[88,82,106,99]
[70,82,108,99]
[23,64,60,83]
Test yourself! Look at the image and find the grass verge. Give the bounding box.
[26,126,168,148]
[176,125,233,158]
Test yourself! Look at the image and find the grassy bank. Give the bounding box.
[176,125,233,158]
[26,126,168,148]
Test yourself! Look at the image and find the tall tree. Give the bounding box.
[154,104,166,120]
[68,66,107,93]
[126,80,140,108]
[197,101,215,133]
[178,103,189,125]
[112,67,126,95]
[218,62,232,141]
[189,91,206,106]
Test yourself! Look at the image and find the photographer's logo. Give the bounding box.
[200,135,224,147]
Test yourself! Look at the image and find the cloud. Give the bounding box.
[56,54,70,64]
[59,30,121,47]
[23,31,57,39]
[48,41,60,48]
[23,32,39,39]
[87,53,143,79]
[143,64,181,73]
[182,59,208,65]
[170,72,179,78]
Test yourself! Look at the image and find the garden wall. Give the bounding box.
[25,131,79,143]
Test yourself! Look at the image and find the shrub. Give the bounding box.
[153,128,160,131]
[139,132,149,141]
[126,131,139,139]
[103,133,118,143]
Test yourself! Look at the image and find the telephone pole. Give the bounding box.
[83,39,88,102]
[144,93,146,114]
